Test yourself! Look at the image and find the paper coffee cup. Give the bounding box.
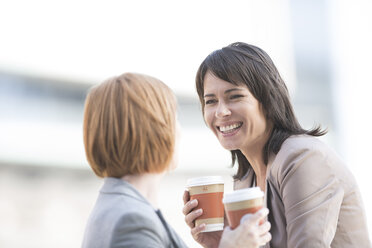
[223,187,264,229]
[186,176,224,232]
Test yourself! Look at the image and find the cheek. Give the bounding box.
[258,110,268,127]
[203,111,214,129]
[256,116,268,133]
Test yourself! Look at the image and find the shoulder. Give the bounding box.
[114,210,163,234]
[272,135,330,170]
[83,190,166,247]
[110,211,166,247]
[268,135,350,188]
[279,134,327,153]
[274,134,333,165]
[101,192,161,227]
[96,187,156,217]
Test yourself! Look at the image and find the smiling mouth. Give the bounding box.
[217,122,243,134]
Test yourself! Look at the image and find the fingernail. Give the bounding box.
[198,223,206,229]
[259,208,269,216]
[191,199,197,205]
[196,208,203,214]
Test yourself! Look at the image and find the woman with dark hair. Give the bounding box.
[183,42,371,247]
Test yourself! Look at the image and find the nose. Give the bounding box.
[215,102,231,118]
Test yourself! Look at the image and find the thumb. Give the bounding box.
[240,213,254,225]
[241,208,269,225]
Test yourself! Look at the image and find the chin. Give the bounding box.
[219,142,238,151]
[216,132,243,151]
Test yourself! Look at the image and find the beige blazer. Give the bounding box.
[235,135,371,248]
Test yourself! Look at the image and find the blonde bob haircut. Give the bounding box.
[83,72,177,178]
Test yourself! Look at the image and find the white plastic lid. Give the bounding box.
[186,176,224,187]
[222,187,264,204]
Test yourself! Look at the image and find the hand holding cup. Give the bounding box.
[183,176,225,247]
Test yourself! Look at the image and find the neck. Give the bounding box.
[241,139,267,176]
[122,172,164,209]
[242,150,267,179]
[240,124,273,189]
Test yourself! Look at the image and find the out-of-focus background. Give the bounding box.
[0,0,371,247]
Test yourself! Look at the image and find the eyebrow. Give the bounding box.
[204,88,244,98]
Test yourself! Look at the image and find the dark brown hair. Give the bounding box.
[196,42,326,180]
[83,72,177,178]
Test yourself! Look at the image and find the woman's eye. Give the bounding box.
[230,94,244,99]
[205,99,217,105]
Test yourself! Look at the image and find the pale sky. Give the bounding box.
[0,0,296,96]
[0,0,298,174]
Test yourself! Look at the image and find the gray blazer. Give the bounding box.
[82,177,187,248]
[235,135,371,248]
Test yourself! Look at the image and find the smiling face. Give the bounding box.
[203,72,272,153]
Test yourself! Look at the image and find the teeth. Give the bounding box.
[219,123,241,132]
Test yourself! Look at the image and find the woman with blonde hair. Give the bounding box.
[81,72,271,248]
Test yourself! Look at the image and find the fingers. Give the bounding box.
[182,198,202,228]
[240,213,253,225]
[190,223,206,237]
[182,198,198,215]
[241,208,269,226]
[258,221,271,236]
[258,219,271,245]
[185,207,203,228]
[259,231,272,246]
[182,190,190,205]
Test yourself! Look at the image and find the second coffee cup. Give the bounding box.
[186,176,224,232]
[223,187,264,229]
